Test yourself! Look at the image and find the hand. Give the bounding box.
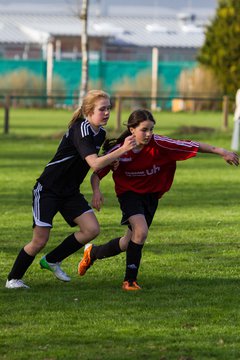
[122,135,136,152]
[91,190,104,211]
[222,150,239,166]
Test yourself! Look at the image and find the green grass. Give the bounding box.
[0,108,240,359]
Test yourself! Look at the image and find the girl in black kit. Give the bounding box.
[6,90,136,289]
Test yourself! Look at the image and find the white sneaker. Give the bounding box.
[40,256,71,282]
[5,279,30,289]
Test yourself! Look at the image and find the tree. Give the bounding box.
[79,0,89,105]
[197,0,240,95]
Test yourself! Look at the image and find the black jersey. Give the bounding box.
[37,119,106,195]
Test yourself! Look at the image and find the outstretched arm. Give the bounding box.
[85,135,136,172]
[198,143,239,166]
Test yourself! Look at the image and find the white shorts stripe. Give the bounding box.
[32,182,52,227]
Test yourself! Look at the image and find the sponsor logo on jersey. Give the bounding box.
[125,164,160,177]
[119,157,132,162]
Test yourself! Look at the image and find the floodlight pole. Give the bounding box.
[151,47,159,111]
[46,38,54,106]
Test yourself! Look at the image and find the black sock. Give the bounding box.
[8,248,35,280]
[124,240,143,282]
[91,237,121,261]
[46,233,83,263]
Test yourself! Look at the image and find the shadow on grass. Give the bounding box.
[1,274,240,359]
[2,274,240,307]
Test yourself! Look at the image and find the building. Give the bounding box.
[0,0,217,61]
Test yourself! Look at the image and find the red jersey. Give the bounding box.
[97,134,199,198]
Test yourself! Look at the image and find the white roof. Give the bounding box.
[91,16,206,48]
[0,4,212,48]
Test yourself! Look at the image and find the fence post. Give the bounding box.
[115,96,122,131]
[4,95,10,134]
[222,95,228,130]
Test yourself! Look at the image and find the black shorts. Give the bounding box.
[32,182,92,228]
[117,191,159,228]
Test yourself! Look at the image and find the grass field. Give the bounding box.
[0,108,240,360]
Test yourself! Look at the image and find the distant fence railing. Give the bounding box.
[113,95,231,131]
[1,94,232,134]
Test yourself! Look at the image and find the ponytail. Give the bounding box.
[102,129,131,153]
[68,107,84,128]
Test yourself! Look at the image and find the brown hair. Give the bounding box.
[103,109,156,152]
[68,90,110,128]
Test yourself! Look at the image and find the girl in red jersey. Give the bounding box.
[5,90,136,289]
[78,109,239,291]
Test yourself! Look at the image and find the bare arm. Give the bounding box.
[198,142,239,166]
[85,135,136,172]
[90,172,103,211]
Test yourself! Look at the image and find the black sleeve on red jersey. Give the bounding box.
[96,165,111,180]
[95,143,118,179]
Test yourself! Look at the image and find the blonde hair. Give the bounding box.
[68,90,110,128]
